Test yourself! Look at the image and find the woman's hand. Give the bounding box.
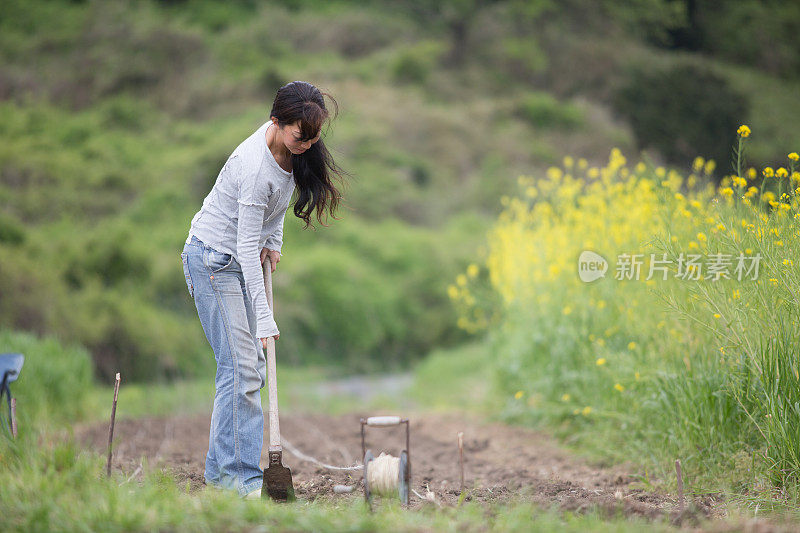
[260,335,279,349]
[260,247,281,273]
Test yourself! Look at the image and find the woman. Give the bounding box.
[179,81,345,498]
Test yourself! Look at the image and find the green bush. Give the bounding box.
[0,329,93,426]
[516,91,584,130]
[389,40,446,85]
[0,213,25,245]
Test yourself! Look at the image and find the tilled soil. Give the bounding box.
[76,409,721,523]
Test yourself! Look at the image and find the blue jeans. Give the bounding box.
[180,235,266,496]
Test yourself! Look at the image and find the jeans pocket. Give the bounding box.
[181,252,195,299]
[206,248,234,273]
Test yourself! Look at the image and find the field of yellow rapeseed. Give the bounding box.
[451,127,800,497]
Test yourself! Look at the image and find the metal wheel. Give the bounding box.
[398,450,409,506]
[363,449,374,507]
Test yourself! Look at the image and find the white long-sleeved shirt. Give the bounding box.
[185,120,295,338]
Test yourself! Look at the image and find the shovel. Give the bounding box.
[261,257,295,502]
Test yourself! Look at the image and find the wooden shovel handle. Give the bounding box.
[263,260,281,451]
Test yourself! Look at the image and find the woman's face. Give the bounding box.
[279,120,321,155]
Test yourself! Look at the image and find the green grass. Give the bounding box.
[0,436,685,533]
[410,340,502,416]
[5,331,800,530]
[0,338,681,532]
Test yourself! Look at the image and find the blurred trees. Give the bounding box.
[611,61,748,169]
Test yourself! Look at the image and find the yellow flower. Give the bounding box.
[614,383,625,392]
[775,240,784,246]
[737,125,751,137]
[763,167,775,178]
[563,155,574,168]
[596,357,606,366]
[466,263,480,278]
[562,305,573,315]
[693,156,705,172]
[789,152,799,162]
[634,371,640,380]
[514,390,524,400]
[713,313,721,318]
[561,394,571,402]
[696,232,707,242]
[573,408,580,415]
[720,187,734,197]
[704,160,716,175]
[447,285,458,299]
[747,167,757,179]
[547,167,564,180]
[627,341,637,350]
[776,167,789,178]
[581,406,592,416]
[745,248,753,255]
[456,274,467,286]
[784,259,793,266]
[578,158,588,169]
[732,289,740,299]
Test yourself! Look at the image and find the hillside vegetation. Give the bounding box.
[1,0,798,380]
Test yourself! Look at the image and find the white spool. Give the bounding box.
[367,452,401,496]
[363,449,409,505]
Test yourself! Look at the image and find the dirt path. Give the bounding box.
[76,408,720,523]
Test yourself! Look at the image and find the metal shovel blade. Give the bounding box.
[262,450,295,502]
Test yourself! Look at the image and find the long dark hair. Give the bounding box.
[269,81,348,229]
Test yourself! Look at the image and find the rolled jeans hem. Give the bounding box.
[240,479,263,497]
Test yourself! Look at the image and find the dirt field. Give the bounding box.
[76,408,722,524]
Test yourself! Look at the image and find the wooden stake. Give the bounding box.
[457,431,464,493]
[10,397,17,439]
[106,373,121,478]
[675,459,684,510]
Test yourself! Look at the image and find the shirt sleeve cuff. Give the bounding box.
[257,319,280,339]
